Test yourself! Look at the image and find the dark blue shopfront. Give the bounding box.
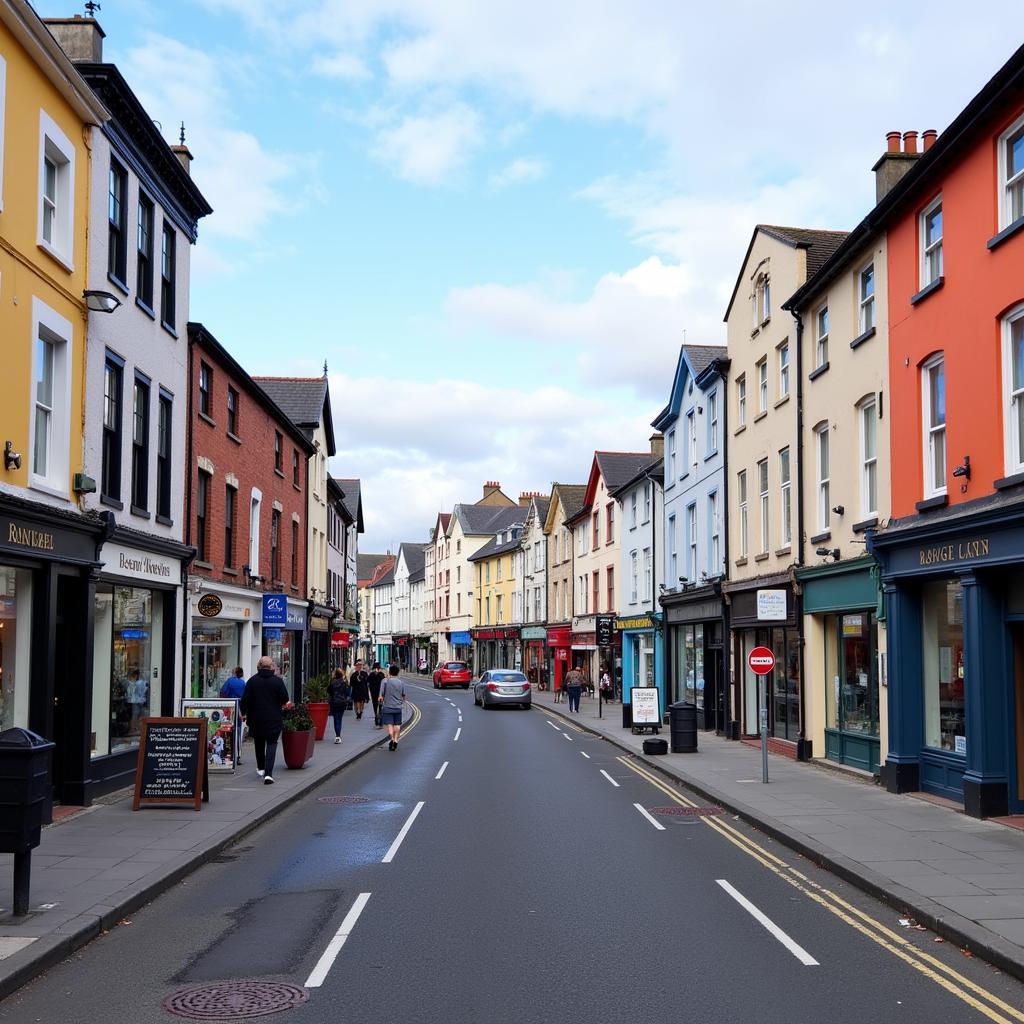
[871,498,1024,818]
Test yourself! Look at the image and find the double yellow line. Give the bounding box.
[618,755,1023,1024]
[398,701,422,738]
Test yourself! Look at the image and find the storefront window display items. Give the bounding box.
[191,622,239,699]
[0,566,31,732]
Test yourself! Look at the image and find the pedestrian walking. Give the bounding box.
[379,664,406,751]
[368,662,386,728]
[241,656,293,784]
[600,664,613,702]
[554,672,565,704]
[349,661,370,719]
[220,666,247,763]
[327,668,351,744]
[565,664,585,713]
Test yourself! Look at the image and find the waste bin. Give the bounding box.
[622,702,633,729]
[669,701,698,753]
[0,728,55,854]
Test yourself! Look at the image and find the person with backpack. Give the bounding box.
[327,668,352,744]
[379,664,406,751]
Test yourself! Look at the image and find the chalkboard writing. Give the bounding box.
[132,718,208,811]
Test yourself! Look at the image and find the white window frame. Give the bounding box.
[815,424,831,532]
[630,550,638,604]
[708,491,720,573]
[630,489,637,529]
[815,305,829,369]
[757,459,769,555]
[778,343,789,398]
[738,470,748,559]
[922,354,947,498]
[1003,305,1024,475]
[37,110,76,269]
[643,547,652,601]
[779,447,791,547]
[737,374,747,427]
[707,389,719,452]
[686,503,697,580]
[643,483,651,523]
[860,398,879,518]
[667,429,677,481]
[29,298,72,497]
[920,195,943,288]
[757,359,768,413]
[1000,112,1024,230]
[859,262,876,334]
[668,514,677,581]
[686,411,697,472]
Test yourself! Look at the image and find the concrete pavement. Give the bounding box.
[0,707,404,999]
[538,688,1024,982]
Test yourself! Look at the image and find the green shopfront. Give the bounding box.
[799,556,884,774]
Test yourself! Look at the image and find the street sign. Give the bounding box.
[748,646,776,676]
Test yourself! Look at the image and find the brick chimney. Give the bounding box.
[43,15,105,62]
[483,480,501,498]
[170,123,194,176]
[649,432,664,460]
[872,130,922,202]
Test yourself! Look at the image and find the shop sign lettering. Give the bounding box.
[7,522,54,550]
[918,538,990,566]
[118,552,172,577]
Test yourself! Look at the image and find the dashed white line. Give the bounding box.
[562,732,572,741]
[454,727,461,742]
[547,721,560,730]
[633,803,666,830]
[382,801,425,864]
[716,879,819,966]
[457,714,463,723]
[599,770,620,788]
[580,751,591,759]
[305,892,372,987]
[435,761,449,780]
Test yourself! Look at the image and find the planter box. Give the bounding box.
[282,728,315,769]
[308,703,330,741]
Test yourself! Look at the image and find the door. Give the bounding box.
[1013,626,1024,812]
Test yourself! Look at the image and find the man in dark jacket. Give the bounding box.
[241,656,293,784]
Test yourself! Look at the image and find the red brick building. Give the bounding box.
[185,322,315,699]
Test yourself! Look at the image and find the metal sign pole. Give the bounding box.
[759,675,769,784]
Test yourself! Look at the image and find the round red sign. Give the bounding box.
[747,646,776,676]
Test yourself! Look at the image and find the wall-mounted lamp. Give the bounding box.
[831,505,845,516]
[83,289,122,314]
[952,455,971,481]
[3,441,22,472]
[815,546,841,561]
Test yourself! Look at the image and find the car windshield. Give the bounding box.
[445,662,468,670]
[491,672,527,682]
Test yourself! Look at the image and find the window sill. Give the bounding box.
[774,394,790,410]
[100,494,123,511]
[293,483,302,492]
[227,431,242,445]
[988,215,1024,251]
[37,240,74,274]
[29,479,71,502]
[135,297,156,320]
[915,494,948,512]
[750,327,760,339]
[734,557,748,567]
[911,276,944,306]
[161,321,178,339]
[808,362,830,382]
[754,552,770,563]
[850,326,876,350]
[223,567,239,577]
[733,424,746,436]
[130,504,151,520]
[995,471,1024,491]
[107,272,129,297]
[193,560,213,571]
[774,546,791,557]
[852,516,878,533]
[704,450,718,462]
[274,469,286,480]
[753,411,768,423]
[198,411,217,428]
[809,530,832,544]
[155,514,173,527]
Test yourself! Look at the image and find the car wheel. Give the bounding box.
[522,703,531,710]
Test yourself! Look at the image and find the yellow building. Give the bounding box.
[470,525,524,670]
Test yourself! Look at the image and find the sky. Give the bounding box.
[38,1,1021,552]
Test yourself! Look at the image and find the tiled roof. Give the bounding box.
[372,564,395,588]
[757,225,851,278]
[357,553,389,580]
[453,503,527,536]
[682,344,728,380]
[555,484,588,521]
[399,543,426,576]
[468,530,523,561]
[610,456,663,499]
[253,376,328,429]
[595,452,658,493]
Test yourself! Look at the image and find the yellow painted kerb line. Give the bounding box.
[617,755,1022,1024]
[400,701,422,738]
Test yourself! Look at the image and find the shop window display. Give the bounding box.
[191,622,238,698]
[922,580,966,754]
[0,567,31,731]
[824,612,879,738]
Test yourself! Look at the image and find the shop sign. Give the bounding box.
[450,631,471,645]
[262,593,288,626]
[197,594,223,617]
[102,542,176,584]
[332,631,350,649]
[596,615,615,646]
[630,687,661,726]
[615,615,654,631]
[181,699,240,772]
[572,615,596,631]
[955,735,967,755]
[756,589,787,621]
[132,718,209,811]
[521,626,547,641]
[1,514,95,562]
[557,649,568,660]
[311,614,331,631]
[286,603,306,629]
[918,538,990,566]
[546,626,572,645]
[842,614,864,636]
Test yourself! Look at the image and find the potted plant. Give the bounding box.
[281,702,315,768]
[304,672,331,741]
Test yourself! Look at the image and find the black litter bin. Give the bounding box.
[0,728,55,853]
[622,702,633,729]
[669,701,698,753]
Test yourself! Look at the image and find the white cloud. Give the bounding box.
[371,103,482,185]
[490,157,547,188]
[312,52,372,80]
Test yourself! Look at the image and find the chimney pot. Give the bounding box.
[886,131,902,153]
[649,432,665,460]
[903,131,918,154]
[922,129,938,152]
[43,16,105,62]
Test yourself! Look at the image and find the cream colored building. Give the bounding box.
[723,226,847,753]
[544,483,587,689]
[784,225,890,774]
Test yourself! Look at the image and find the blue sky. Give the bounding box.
[38,0,1021,550]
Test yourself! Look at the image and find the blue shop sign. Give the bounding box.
[286,605,307,629]
[450,631,471,645]
[264,628,282,642]
[262,593,288,626]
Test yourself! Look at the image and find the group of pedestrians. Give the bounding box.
[554,663,615,713]
[330,660,406,751]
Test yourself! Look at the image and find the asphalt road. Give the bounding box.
[4,678,1024,1023]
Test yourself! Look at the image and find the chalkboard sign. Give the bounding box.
[132,718,209,811]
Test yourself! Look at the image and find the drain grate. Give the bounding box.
[163,980,309,1020]
[649,805,726,817]
[317,795,369,805]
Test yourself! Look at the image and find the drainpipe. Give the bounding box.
[792,308,810,760]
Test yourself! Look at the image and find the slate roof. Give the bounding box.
[554,484,588,522]
[399,543,426,577]
[682,344,728,381]
[468,529,524,562]
[531,496,551,524]
[357,553,390,581]
[609,456,664,500]
[452,503,527,536]
[334,477,363,532]
[595,452,658,494]
[253,376,336,455]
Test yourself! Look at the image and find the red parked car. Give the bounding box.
[433,661,472,689]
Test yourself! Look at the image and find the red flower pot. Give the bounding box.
[282,728,314,769]
[308,702,330,741]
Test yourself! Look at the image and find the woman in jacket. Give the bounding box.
[327,668,351,744]
[349,661,370,719]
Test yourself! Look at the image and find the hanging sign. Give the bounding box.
[132,718,209,810]
[756,589,787,621]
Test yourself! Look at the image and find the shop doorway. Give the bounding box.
[52,575,85,802]
[1013,625,1024,812]
[824,612,880,772]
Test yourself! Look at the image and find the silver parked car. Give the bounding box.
[473,669,531,709]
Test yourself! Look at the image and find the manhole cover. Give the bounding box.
[163,980,309,1020]
[318,795,369,805]
[650,805,726,817]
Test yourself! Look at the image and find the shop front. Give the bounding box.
[570,615,599,685]
[617,614,664,718]
[414,635,431,674]
[308,606,335,679]
[449,630,472,668]
[394,634,411,670]
[189,585,260,699]
[0,497,104,806]
[725,574,808,757]
[331,628,352,671]
[798,557,885,774]
[92,534,188,795]
[522,626,548,690]
[546,625,571,690]
[376,634,393,668]
[870,500,1024,817]
[472,627,520,672]
[261,596,306,698]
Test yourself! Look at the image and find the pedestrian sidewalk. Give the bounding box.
[0,711,398,999]
[538,689,1024,981]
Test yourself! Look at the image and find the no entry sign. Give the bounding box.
[748,646,776,676]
